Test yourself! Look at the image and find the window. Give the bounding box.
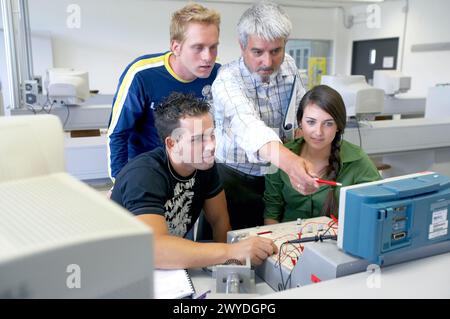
[286,39,333,89]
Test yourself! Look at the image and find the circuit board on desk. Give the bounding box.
[227,217,337,270]
[227,217,367,290]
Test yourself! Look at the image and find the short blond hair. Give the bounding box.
[170,3,220,43]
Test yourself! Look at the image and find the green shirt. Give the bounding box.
[264,138,381,222]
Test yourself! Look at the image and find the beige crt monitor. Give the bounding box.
[0,173,154,298]
[0,115,153,298]
[321,75,384,117]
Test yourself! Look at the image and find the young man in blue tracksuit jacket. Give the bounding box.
[107,3,221,180]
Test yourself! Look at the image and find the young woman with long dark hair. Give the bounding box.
[264,85,381,223]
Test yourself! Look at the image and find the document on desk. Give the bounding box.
[154,269,195,299]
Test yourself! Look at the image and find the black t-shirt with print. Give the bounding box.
[111,147,223,237]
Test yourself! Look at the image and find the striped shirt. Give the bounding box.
[107,51,220,179]
[211,54,304,176]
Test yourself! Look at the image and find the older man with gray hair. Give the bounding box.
[211,1,319,232]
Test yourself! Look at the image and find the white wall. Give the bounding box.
[1,0,339,97]
[333,0,405,76]
[402,0,450,96]
[5,0,449,100]
[335,0,450,97]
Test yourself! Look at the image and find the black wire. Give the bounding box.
[275,220,339,291]
[283,247,298,290]
[45,100,55,114]
[62,103,70,130]
[278,241,301,291]
[278,242,286,291]
[276,229,338,291]
[25,103,37,114]
[25,93,54,115]
[321,220,337,237]
[253,76,284,128]
[201,267,212,274]
[42,94,54,114]
[355,117,362,149]
[37,94,50,113]
[287,234,337,244]
[298,73,307,92]
[285,264,295,290]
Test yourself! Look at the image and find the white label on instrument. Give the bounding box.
[429,209,448,240]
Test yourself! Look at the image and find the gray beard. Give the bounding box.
[253,70,279,84]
